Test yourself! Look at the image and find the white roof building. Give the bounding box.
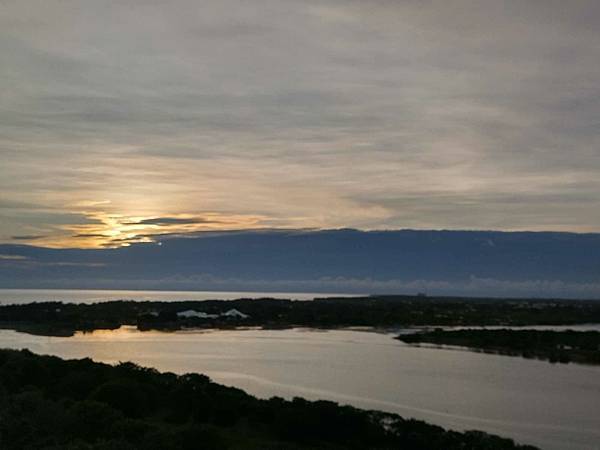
[176,310,219,319]
[176,308,250,319]
[220,308,250,319]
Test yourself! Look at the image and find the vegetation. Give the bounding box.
[398,329,600,365]
[1,295,600,337]
[0,348,537,450]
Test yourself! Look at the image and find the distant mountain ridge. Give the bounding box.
[1,229,599,298]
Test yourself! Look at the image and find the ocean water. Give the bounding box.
[0,288,346,305]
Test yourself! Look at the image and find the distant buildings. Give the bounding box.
[176,308,249,320]
[177,310,219,319]
[220,308,250,319]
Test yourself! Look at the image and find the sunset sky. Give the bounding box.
[2,1,600,248]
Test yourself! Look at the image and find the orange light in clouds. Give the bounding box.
[26,209,267,249]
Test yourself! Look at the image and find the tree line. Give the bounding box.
[0,349,537,449]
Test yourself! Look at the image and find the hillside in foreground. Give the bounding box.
[0,349,537,450]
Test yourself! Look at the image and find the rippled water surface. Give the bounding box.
[1,327,599,450]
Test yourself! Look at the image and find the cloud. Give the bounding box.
[5,273,600,299]
[2,228,599,297]
[50,211,265,248]
[126,217,222,226]
[1,0,600,247]
[0,254,28,260]
[11,235,46,240]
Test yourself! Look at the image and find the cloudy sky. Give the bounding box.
[2,0,600,248]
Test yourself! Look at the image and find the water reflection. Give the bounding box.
[1,326,599,450]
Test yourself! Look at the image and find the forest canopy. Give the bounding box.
[0,349,538,450]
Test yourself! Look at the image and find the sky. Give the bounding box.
[3,229,600,297]
[2,0,600,249]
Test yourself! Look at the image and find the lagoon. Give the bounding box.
[1,326,599,449]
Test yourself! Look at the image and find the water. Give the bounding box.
[0,288,345,305]
[1,327,598,450]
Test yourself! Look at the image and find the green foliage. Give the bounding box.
[2,296,600,337]
[0,349,537,450]
[399,329,600,365]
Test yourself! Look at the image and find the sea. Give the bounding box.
[0,288,344,305]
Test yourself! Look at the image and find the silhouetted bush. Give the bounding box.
[399,329,600,365]
[0,349,538,449]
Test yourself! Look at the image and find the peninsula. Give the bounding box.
[1,295,600,337]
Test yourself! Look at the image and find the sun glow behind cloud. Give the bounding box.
[2,0,600,248]
[27,204,267,248]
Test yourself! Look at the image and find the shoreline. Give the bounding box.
[2,295,600,337]
[398,328,600,366]
[0,347,539,450]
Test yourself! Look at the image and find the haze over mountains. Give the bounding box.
[1,229,599,298]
